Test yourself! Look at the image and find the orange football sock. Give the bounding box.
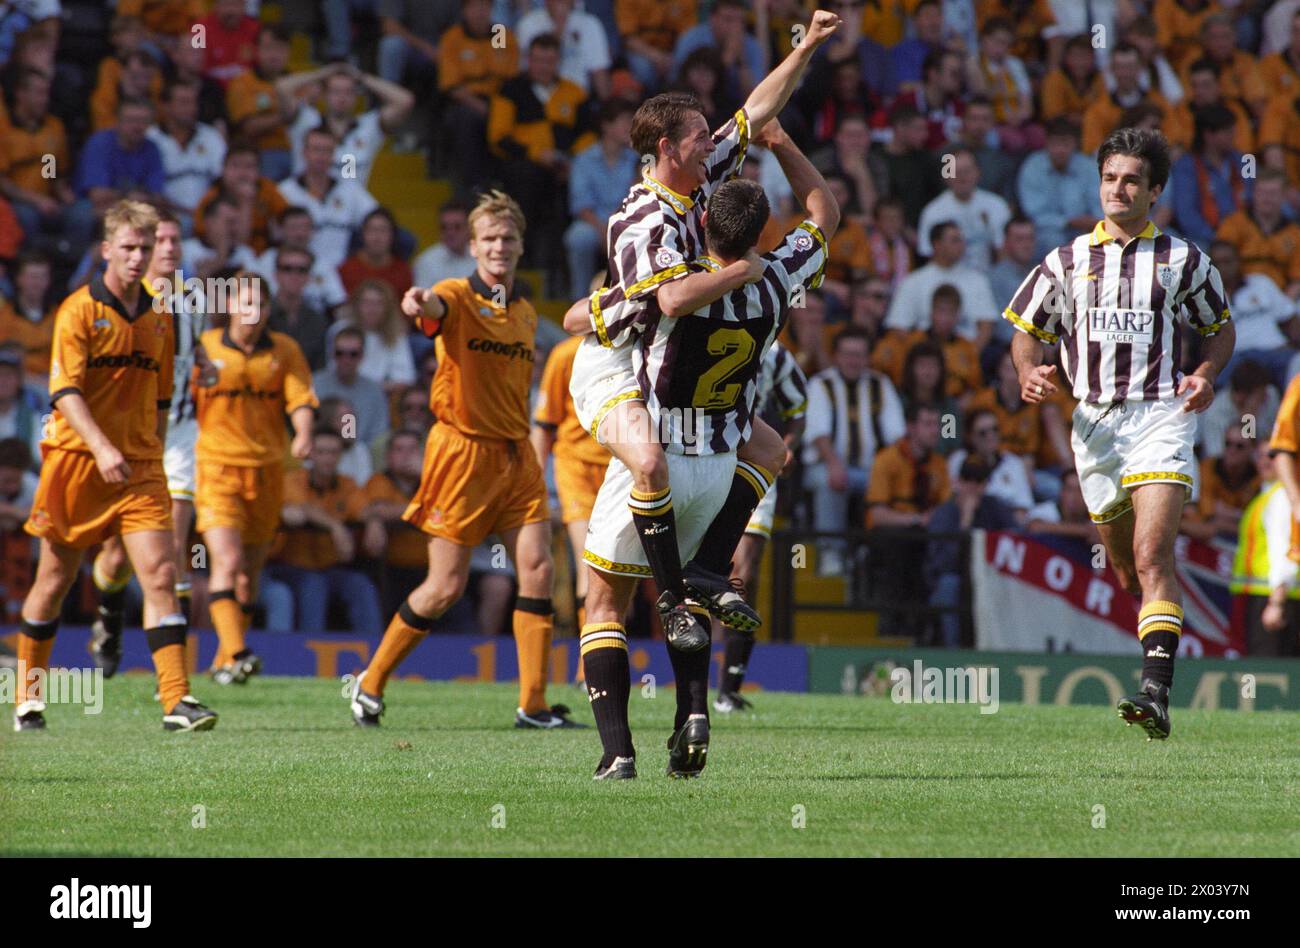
[16,618,57,706]
[365,602,434,696]
[208,591,245,664]
[514,598,554,714]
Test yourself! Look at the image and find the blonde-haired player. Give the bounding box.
[349,190,581,729]
[16,199,216,732]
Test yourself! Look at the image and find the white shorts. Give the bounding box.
[1071,395,1196,523]
[583,451,736,576]
[745,483,777,537]
[163,417,198,501]
[570,336,640,442]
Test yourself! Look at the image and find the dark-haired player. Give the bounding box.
[1007,127,1234,740]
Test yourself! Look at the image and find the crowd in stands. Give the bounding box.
[3,0,1300,648]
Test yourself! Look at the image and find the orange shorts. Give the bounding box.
[195,461,285,546]
[554,454,608,525]
[25,449,170,549]
[404,424,549,547]
[1290,518,1300,564]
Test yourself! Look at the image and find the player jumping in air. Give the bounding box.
[89,210,203,677]
[16,200,217,732]
[567,8,842,653]
[574,121,838,779]
[349,190,581,730]
[191,272,318,684]
[1007,127,1234,741]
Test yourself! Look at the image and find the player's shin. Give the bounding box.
[145,615,190,713]
[91,557,131,636]
[1137,599,1182,689]
[581,624,634,760]
[208,589,246,665]
[628,486,687,598]
[365,601,436,697]
[720,624,756,695]
[16,617,58,709]
[667,628,712,731]
[513,596,554,715]
[690,462,774,577]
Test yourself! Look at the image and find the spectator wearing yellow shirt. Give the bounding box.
[0,252,56,386]
[1183,426,1260,542]
[360,428,430,619]
[114,0,207,43]
[1039,34,1105,131]
[1177,13,1267,117]
[871,284,980,402]
[1165,58,1254,155]
[1153,0,1220,72]
[488,33,595,277]
[616,0,698,93]
[439,0,518,191]
[1082,43,1176,154]
[90,49,162,133]
[0,67,77,255]
[1215,169,1300,297]
[1259,86,1300,189]
[225,25,295,182]
[1259,8,1300,99]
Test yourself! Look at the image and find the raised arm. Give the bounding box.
[743,10,841,131]
[758,121,840,238]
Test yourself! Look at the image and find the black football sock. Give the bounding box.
[721,626,756,694]
[691,461,773,576]
[581,623,634,760]
[1137,600,1182,690]
[667,631,712,731]
[629,487,686,598]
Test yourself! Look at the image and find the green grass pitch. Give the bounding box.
[2,676,1298,857]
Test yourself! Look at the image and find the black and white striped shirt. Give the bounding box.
[169,282,204,425]
[596,222,828,455]
[755,340,808,421]
[597,108,751,345]
[1004,221,1231,404]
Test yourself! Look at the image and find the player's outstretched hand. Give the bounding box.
[1020,364,1057,404]
[742,249,765,283]
[401,286,431,319]
[1177,373,1214,413]
[93,444,131,485]
[804,10,842,48]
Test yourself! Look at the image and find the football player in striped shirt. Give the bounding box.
[568,121,837,779]
[1007,127,1235,741]
[89,210,203,677]
[715,340,807,714]
[569,9,843,655]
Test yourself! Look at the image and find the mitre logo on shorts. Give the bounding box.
[655,247,683,269]
[1087,308,1155,344]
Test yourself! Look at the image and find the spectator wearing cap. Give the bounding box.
[516,0,612,99]
[267,246,331,372]
[312,326,391,451]
[253,206,348,313]
[0,67,76,255]
[804,327,906,576]
[1208,239,1299,391]
[0,252,56,386]
[225,24,295,182]
[146,79,227,231]
[438,0,519,191]
[915,146,1011,271]
[194,144,289,255]
[885,221,1000,350]
[277,127,380,270]
[279,62,415,188]
[672,0,765,102]
[1166,58,1254,156]
[489,32,596,280]
[1215,169,1300,300]
[564,98,638,298]
[1170,102,1246,249]
[987,217,1039,347]
[196,0,261,86]
[924,453,1018,646]
[1016,118,1101,259]
[617,0,696,94]
[1199,359,1280,461]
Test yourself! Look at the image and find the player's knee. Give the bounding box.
[421,573,467,616]
[628,444,668,491]
[1132,542,1171,583]
[521,555,553,593]
[142,560,178,598]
